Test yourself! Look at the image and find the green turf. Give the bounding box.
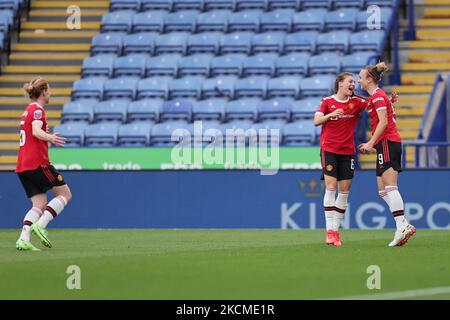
[0,229,449,300]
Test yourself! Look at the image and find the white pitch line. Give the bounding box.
[333,286,450,300]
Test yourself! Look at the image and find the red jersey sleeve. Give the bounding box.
[315,99,328,115]
[30,106,46,125]
[371,93,388,112]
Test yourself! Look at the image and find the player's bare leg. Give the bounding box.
[323,175,337,245]
[334,179,351,247]
[16,193,46,251]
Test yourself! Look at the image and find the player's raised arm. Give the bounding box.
[31,121,66,147]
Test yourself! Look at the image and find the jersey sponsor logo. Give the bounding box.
[372,97,384,103]
[326,164,333,172]
[33,110,43,120]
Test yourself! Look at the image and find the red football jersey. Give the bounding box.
[367,88,402,145]
[316,95,367,155]
[16,103,50,173]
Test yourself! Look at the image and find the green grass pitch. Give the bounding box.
[1,229,449,300]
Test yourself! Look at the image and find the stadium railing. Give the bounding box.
[402,141,450,169]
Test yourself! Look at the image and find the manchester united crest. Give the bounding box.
[348,103,354,109]
[326,164,333,172]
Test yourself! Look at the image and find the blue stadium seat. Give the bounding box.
[0,0,19,11]
[62,99,97,123]
[146,54,180,77]
[100,10,134,33]
[173,0,204,10]
[229,10,261,33]
[225,98,259,121]
[151,121,190,146]
[283,120,316,146]
[113,54,147,78]
[161,99,193,122]
[137,77,171,99]
[220,32,253,54]
[141,0,172,10]
[85,122,121,147]
[179,54,213,77]
[204,0,236,10]
[252,32,284,53]
[197,10,230,32]
[260,9,293,32]
[155,32,188,55]
[104,77,139,100]
[82,54,116,78]
[165,10,198,33]
[118,121,153,146]
[341,52,377,73]
[334,0,364,9]
[202,76,237,99]
[366,0,398,7]
[169,76,204,99]
[132,11,166,33]
[0,32,4,51]
[258,98,292,121]
[276,52,309,76]
[123,32,156,55]
[357,8,392,31]
[54,122,89,147]
[291,97,320,120]
[187,32,221,55]
[249,120,285,146]
[284,31,318,53]
[317,30,350,53]
[94,99,130,123]
[267,0,300,10]
[325,9,358,31]
[236,0,267,10]
[220,120,252,147]
[72,77,106,100]
[292,9,326,32]
[193,98,226,121]
[267,77,301,98]
[127,99,162,122]
[190,120,223,146]
[235,76,268,98]
[350,30,385,52]
[110,0,142,11]
[211,54,245,76]
[0,10,13,33]
[302,0,332,9]
[309,52,341,75]
[243,53,277,76]
[91,33,123,56]
[301,75,334,97]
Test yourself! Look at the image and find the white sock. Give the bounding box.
[324,188,336,231]
[378,190,392,211]
[386,186,408,230]
[37,196,67,229]
[20,207,42,241]
[334,192,349,231]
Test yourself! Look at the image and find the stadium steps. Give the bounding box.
[0,0,104,170]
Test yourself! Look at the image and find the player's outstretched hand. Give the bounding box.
[50,133,66,147]
[390,91,398,104]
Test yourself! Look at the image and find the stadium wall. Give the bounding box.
[0,170,449,229]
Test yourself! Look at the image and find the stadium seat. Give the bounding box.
[127,99,162,122]
[197,10,230,33]
[0,0,19,11]
[317,30,350,53]
[193,98,226,121]
[165,10,198,33]
[132,11,166,33]
[235,76,268,98]
[249,120,284,146]
[309,52,341,75]
[118,121,153,147]
[54,122,89,147]
[123,32,156,55]
[169,77,204,99]
[150,121,190,146]
[0,10,13,33]
[113,54,147,78]
[155,32,188,55]
[137,77,171,99]
[202,76,237,99]
[221,32,253,54]
[204,0,236,10]
[146,54,180,77]
[258,98,292,122]
[267,0,300,10]
[187,32,221,55]
[341,51,377,73]
[104,77,139,100]
[179,54,213,77]
[82,55,116,78]
[283,120,316,146]
[220,120,252,147]
[91,33,123,56]
[267,76,301,98]
[110,0,142,11]
[85,122,121,147]
[211,54,245,77]
[100,10,134,33]
[243,53,277,76]
[275,52,309,76]
[302,0,332,9]
[190,120,223,146]
[292,9,326,32]
[173,0,204,10]
[301,75,334,97]
[141,0,172,11]
[350,30,385,52]
[252,32,284,53]
[160,99,193,122]
[236,0,267,10]
[325,9,358,31]
[225,98,259,121]
[94,99,130,123]
[366,0,398,7]
[334,0,364,9]
[62,99,97,123]
[291,97,321,120]
[284,31,318,53]
[357,8,392,31]
[229,10,261,33]
[72,77,106,100]
[260,9,294,32]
